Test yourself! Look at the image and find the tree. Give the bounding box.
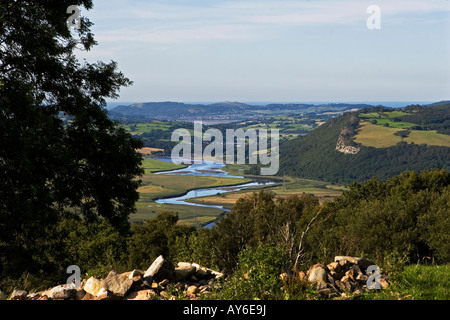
[126,212,195,270]
[0,1,143,278]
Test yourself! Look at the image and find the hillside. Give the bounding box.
[278,103,450,183]
[109,101,372,121]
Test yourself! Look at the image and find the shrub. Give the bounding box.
[216,243,290,300]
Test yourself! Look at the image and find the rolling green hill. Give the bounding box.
[278,103,450,183]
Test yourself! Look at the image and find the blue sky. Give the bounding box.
[76,0,450,104]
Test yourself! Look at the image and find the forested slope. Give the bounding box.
[279,104,450,183]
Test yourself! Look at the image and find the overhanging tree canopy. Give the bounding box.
[0,0,143,277]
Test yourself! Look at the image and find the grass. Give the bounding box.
[187,171,345,208]
[134,159,343,226]
[121,121,172,134]
[354,121,404,147]
[130,201,223,226]
[138,173,251,200]
[131,158,252,226]
[405,130,450,147]
[235,115,315,141]
[141,158,186,173]
[362,265,450,300]
[359,112,415,129]
[355,121,450,148]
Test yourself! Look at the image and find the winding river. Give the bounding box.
[153,157,275,228]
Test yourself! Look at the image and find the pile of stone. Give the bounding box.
[302,255,389,298]
[7,255,223,300]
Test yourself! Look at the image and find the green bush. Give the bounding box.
[126,212,195,270]
[216,244,290,300]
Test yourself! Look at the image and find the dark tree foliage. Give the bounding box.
[180,169,449,277]
[187,191,320,273]
[316,169,450,264]
[401,103,450,134]
[126,212,195,270]
[0,1,143,278]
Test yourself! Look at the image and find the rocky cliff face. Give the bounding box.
[335,129,360,155]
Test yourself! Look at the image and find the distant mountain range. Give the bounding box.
[108,101,377,121]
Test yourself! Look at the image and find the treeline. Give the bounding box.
[279,110,450,184]
[401,103,450,134]
[2,169,448,299]
[175,169,449,270]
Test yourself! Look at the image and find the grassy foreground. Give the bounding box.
[362,265,449,300]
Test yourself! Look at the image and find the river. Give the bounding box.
[153,157,275,228]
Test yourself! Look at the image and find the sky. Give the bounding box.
[76,0,450,104]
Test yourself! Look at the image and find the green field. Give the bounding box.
[141,158,187,173]
[130,158,252,226]
[359,112,415,129]
[122,121,173,134]
[355,121,450,148]
[187,166,345,209]
[130,201,223,225]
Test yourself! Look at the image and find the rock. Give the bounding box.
[345,267,358,281]
[27,293,41,300]
[379,277,389,289]
[190,275,198,282]
[127,269,144,279]
[340,275,350,283]
[356,274,368,282]
[150,282,164,291]
[208,269,223,279]
[83,277,102,296]
[159,279,170,287]
[75,289,86,300]
[178,262,194,269]
[102,271,134,297]
[125,289,157,300]
[334,256,375,271]
[174,282,184,291]
[143,255,175,285]
[49,285,76,300]
[327,274,335,285]
[95,289,117,300]
[40,289,52,299]
[174,265,197,282]
[81,293,95,300]
[296,271,307,282]
[307,264,328,285]
[357,258,376,271]
[195,267,210,280]
[9,290,27,300]
[337,259,351,269]
[334,256,358,264]
[186,285,199,297]
[327,262,340,272]
[336,280,352,292]
[318,287,339,299]
[351,264,363,275]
